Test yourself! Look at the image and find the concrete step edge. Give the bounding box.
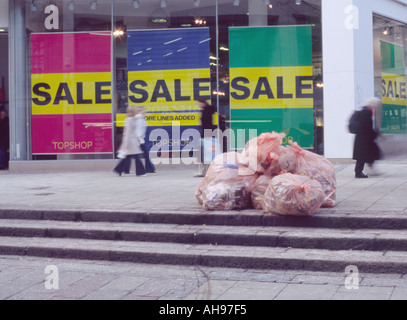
[0,236,405,273]
[0,209,407,230]
[0,220,406,251]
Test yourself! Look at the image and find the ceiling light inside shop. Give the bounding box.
[68,1,75,11]
[296,0,302,5]
[195,18,206,25]
[90,0,98,10]
[133,0,140,8]
[194,0,200,7]
[160,0,167,8]
[114,30,124,37]
[382,26,394,35]
[233,0,240,6]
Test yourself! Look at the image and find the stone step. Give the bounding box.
[1,208,407,230]
[0,219,407,252]
[0,236,406,274]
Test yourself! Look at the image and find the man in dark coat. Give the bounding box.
[195,99,217,177]
[0,109,9,170]
[198,99,217,138]
[353,98,382,178]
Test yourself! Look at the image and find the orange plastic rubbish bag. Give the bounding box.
[287,142,337,208]
[195,152,258,211]
[251,175,274,210]
[205,152,255,183]
[264,146,298,176]
[238,132,286,174]
[262,173,325,216]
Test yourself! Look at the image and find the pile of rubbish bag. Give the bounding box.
[195,132,337,216]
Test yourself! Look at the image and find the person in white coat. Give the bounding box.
[113,106,146,176]
[135,106,156,173]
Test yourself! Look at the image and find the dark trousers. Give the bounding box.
[140,143,156,173]
[0,149,7,169]
[114,154,146,176]
[355,160,373,174]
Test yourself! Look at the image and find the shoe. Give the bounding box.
[137,174,147,177]
[355,172,368,178]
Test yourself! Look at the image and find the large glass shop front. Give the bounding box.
[21,0,323,162]
[373,14,407,138]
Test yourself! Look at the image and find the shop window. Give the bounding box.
[27,0,112,160]
[15,0,323,162]
[373,14,407,136]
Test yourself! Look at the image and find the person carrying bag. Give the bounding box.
[113,106,146,176]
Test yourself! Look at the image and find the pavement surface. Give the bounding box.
[1,159,407,214]
[1,158,407,300]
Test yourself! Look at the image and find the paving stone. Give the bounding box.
[291,274,346,286]
[274,283,339,300]
[50,274,119,300]
[83,288,131,300]
[185,280,237,300]
[390,287,407,300]
[333,285,394,300]
[217,281,287,300]
[98,276,150,291]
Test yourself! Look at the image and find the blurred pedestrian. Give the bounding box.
[0,109,9,170]
[195,99,217,177]
[136,106,156,173]
[353,97,382,178]
[113,106,146,177]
